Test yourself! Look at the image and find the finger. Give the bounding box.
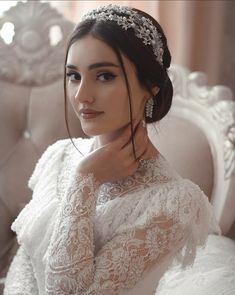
[136,149,148,162]
[132,121,147,149]
[135,133,149,160]
[134,121,149,157]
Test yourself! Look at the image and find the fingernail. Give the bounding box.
[132,119,139,128]
[142,120,146,128]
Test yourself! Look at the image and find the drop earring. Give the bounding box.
[145,97,154,118]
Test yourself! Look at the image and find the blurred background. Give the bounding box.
[1,0,234,95]
[0,1,235,293]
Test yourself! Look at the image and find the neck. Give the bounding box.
[92,113,145,149]
[91,127,160,161]
[92,126,126,150]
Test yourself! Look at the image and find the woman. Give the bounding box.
[4,4,219,295]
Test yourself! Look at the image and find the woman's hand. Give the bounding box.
[76,120,150,184]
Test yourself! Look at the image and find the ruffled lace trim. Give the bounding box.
[8,137,220,295]
[4,247,38,295]
[97,155,180,204]
[11,140,70,246]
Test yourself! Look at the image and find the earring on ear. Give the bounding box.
[145,97,154,118]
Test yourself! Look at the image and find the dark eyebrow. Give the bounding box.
[66,62,120,70]
[88,62,120,70]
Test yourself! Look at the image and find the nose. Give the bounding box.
[74,80,94,104]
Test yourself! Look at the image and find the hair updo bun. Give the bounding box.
[65,5,173,125]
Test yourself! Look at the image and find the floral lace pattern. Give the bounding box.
[43,141,216,295]
[97,156,179,204]
[4,138,220,295]
[45,173,100,294]
[45,171,189,295]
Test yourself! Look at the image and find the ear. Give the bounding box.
[144,86,160,101]
[152,86,160,96]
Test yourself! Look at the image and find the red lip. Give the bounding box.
[79,108,104,119]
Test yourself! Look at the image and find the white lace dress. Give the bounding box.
[4,137,220,295]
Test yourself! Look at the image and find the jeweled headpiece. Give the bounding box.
[82,4,164,66]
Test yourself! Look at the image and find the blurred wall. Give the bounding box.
[47,0,234,97]
[218,1,235,96]
[2,0,233,95]
[158,1,225,85]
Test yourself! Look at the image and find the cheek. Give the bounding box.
[67,82,75,97]
[66,86,79,116]
[101,82,128,109]
[67,84,77,104]
[128,97,145,119]
[126,75,147,116]
[109,92,129,114]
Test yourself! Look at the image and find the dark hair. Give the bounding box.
[64,7,173,156]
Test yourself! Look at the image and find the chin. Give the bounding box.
[82,130,99,137]
[81,125,121,139]
[80,116,130,137]
[81,126,105,137]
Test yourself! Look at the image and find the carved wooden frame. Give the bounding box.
[169,64,235,234]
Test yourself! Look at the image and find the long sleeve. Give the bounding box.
[9,139,218,295]
[45,172,99,294]
[4,246,38,295]
[44,173,203,295]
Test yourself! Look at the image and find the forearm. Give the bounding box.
[45,182,186,295]
[45,172,99,294]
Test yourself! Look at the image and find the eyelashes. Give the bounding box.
[66,71,117,82]
[66,72,81,81]
[97,72,116,82]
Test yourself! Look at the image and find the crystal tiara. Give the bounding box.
[82,4,164,66]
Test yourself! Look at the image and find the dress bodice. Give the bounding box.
[4,138,220,295]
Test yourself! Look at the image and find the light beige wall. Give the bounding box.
[48,0,233,95]
[218,1,235,98]
[158,0,226,86]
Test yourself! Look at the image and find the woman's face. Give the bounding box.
[66,35,150,138]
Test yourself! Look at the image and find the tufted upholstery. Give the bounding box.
[0,1,235,294]
[0,1,85,284]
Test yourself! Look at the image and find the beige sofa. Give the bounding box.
[0,1,85,288]
[0,1,235,294]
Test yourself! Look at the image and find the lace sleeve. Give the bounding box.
[4,246,38,295]
[90,214,188,295]
[45,173,191,295]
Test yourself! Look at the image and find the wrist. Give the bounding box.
[76,164,101,188]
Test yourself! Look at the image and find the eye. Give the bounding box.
[97,72,116,82]
[66,72,81,82]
